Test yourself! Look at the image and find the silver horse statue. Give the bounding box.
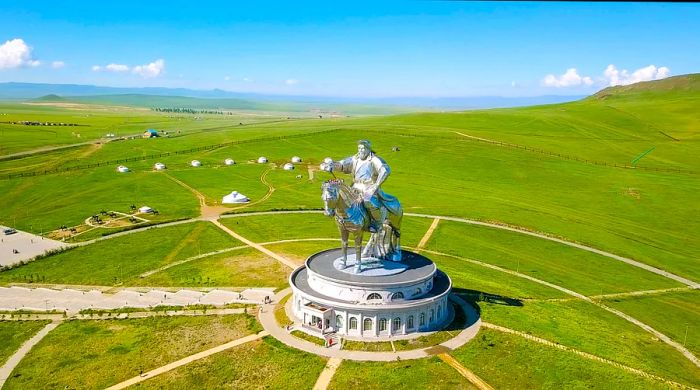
[321,179,402,271]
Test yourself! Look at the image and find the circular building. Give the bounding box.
[283,163,295,171]
[116,165,130,173]
[154,162,166,170]
[257,156,268,164]
[224,158,235,166]
[191,160,201,167]
[290,249,452,338]
[291,156,302,163]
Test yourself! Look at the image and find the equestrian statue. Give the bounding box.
[320,140,403,272]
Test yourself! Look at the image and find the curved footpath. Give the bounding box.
[257,288,481,362]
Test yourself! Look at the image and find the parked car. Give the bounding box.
[3,228,17,235]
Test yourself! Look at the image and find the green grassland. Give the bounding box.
[0,75,698,388]
[3,314,261,389]
[329,357,475,389]
[0,321,50,365]
[451,328,671,390]
[603,290,700,357]
[134,336,327,390]
[134,247,290,289]
[478,299,700,386]
[0,221,241,286]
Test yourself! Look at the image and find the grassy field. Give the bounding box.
[0,221,241,286]
[451,328,672,389]
[603,290,700,357]
[329,357,475,389]
[134,336,327,389]
[0,321,50,366]
[3,314,261,389]
[0,76,698,388]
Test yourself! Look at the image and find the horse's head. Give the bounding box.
[321,179,343,217]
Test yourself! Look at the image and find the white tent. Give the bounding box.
[154,162,166,170]
[283,163,295,171]
[222,191,249,204]
[117,165,130,173]
[191,160,201,167]
[257,156,268,164]
[224,158,235,166]
[291,156,302,163]
[139,206,153,213]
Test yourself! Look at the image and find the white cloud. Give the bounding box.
[132,59,164,78]
[603,64,670,86]
[243,77,251,82]
[285,78,299,85]
[92,65,101,71]
[0,38,40,69]
[51,61,65,69]
[105,63,129,72]
[542,68,593,87]
[224,75,231,81]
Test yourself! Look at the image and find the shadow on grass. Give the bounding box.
[453,288,524,308]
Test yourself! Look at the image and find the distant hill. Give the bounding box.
[0,82,584,110]
[31,94,67,102]
[590,74,700,100]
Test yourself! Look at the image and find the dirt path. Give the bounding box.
[438,353,494,390]
[312,357,343,390]
[210,220,298,269]
[104,331,269,390]
[0,320,61,388]
[415,217,440,253]
[162,172,229,219]
[482,322,694,390]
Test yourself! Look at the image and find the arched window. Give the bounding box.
[379,318,388,332]
[393,317,401,331]
[391,292,404,301]
[407,315,414,329]
[437,305,442,319]
[363,318,373,331]
[419,313,425,326]
[336,315,343,329]
[430,309,435,323]
[349,317,358,330]
[367,293,382,301]
[413,288,422,296]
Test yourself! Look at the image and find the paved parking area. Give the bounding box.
[0,226,67,266]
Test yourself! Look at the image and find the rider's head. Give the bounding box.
[357,140,372,160]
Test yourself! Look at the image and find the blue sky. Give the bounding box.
[0,1,698,97]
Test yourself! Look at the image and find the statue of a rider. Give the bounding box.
[322,140,398,232]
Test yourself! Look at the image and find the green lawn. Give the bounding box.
[134,336,327,390]
[3,314,261,389]
[134,247,290,289]
[479,299,700,387]
[0,321,50,366]
[451,328,672,389]
[0,221,241,286]
[425,220,682,296]
[329,357,475,389]
[219,212,336,243]
[603,290,700,357]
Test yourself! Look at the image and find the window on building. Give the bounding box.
[407,315,414,329]
[349,317,358,330]
[367,293,382,301]
[430,309,435,323]
[391,291,404,301]
[393,317,401,331]
[336,315,343,329]
[413,288,422,296]
[363,318,373,331]
[419,313,425,326]
[379,318,387,331]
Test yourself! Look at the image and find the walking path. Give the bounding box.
[257,289,482,362]
[0,320,61,388]
[482,322,694,390]
[210,220,298,269]
[312,357,343,390]
[438,353,494,390]
[415,217,440,253]
[1,308,247,322]
[0,286,273,313]
[417,248,700,368]
[0,226,67,267]
[104,331,269,390]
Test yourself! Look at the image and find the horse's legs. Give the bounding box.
[339,225,349,268]
[354,231,363,271]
